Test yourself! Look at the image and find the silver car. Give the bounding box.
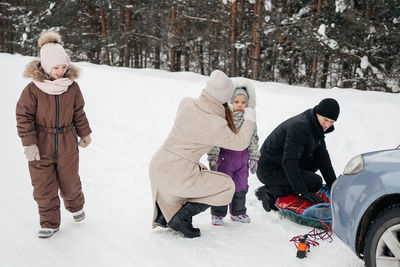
[331,148,400,267]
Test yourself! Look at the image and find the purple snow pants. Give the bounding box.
[211,148,249,217]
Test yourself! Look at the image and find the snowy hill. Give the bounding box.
[1,52,399,267]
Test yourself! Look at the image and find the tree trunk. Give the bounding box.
[199,41,204,75]
[176,50,181,71]
[0,5,3,52]
[108,6,113,64]
[285,0,293,16]
[119,5,125,66]
[230,1,238,77]
[8,13,12,53]
[134,42,140,68]
[170,5,177,72]
[124,1,132,67]
[184,47,189,71]
[252,0,263,80]
[271,42,278,81]
[244,47,250,78]
[288,56,295,85]
[100,7,110,65]
[310,53,318,88]
[318,0,323,12]
[154,45,161,69]
[96,45,100,64]
[140,44,143,68]
[183,14,190,72]
[310,0,323,88]
[237,0,245,76]
[87,3,98,63]
[365,0,372,20]
[144,48,148,68]
[321,54,330,88]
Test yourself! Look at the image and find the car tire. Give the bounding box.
[364,204,400,267]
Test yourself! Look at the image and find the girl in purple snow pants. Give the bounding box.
[207,81,260,225]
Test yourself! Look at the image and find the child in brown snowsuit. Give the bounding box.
[16,31,92,238]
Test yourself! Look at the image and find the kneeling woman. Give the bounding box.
[149,70,256,238]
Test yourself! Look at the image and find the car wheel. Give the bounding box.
[364,204,400,267]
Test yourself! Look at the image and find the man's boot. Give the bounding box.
[255,186,277,212]
[167,202,209,238]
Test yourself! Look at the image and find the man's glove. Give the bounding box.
[207,155,218,171]
[298,191,324,203]
[78,135,91,148]
[24,144,40,161]
[249,159,258,174]
[323,184,331,192]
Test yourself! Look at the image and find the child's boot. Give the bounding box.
[72,209,85,222]
[230,189,249,222]
[230,213,251,223]
[38,227,59,238]
[211,215,224,226]
[211,205,227,226]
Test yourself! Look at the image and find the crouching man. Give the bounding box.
[255,98,340,212]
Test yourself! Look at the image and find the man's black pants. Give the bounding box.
[256,158,322,198]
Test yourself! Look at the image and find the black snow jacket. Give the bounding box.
[258,107,336,194]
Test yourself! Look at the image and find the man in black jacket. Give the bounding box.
[255,98,339,212]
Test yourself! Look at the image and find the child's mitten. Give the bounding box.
[249,159,258,174]
[24,144,40,161]
[207,155,218,171]
[78,135,91,148]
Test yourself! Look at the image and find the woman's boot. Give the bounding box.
[154,202,167,228]
[167,202,209,238]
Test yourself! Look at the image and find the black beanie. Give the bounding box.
[316,98,340,121]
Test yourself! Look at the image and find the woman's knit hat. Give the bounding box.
[205,70,234,104]
[38,31,71,74]
[316,98,340,121]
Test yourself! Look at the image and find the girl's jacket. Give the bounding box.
[16,60,91,160]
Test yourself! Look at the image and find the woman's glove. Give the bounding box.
[243,107,256,122]
[24,144,40,161]
[248,159,258,174]
[78,135,91,148]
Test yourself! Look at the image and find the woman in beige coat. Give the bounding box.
[149,70,256,238]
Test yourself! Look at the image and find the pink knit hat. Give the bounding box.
[38,31,71,74]
[205,70,234,104]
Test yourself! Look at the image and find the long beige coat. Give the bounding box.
[149,90,255,227]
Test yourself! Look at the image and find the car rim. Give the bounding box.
[376,224,400,266]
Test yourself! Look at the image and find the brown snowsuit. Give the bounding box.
[16,60,92,229]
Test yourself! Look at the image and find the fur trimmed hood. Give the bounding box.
[24,60,79,82]
[231,77,256,108]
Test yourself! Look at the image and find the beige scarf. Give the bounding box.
[33,78,73,95]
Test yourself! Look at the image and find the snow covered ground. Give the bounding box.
[1,52,399,267]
